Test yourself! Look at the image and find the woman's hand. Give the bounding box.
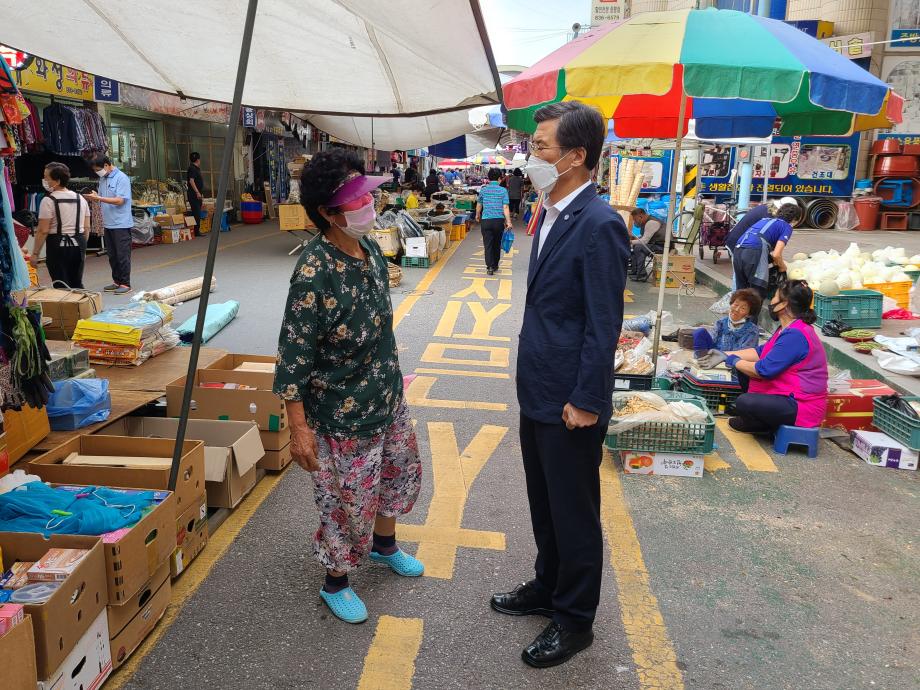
[291,424,320,472]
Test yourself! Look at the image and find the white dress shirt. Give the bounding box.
[537,180,593,257]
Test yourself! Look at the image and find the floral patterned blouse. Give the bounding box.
[273,232,403,438]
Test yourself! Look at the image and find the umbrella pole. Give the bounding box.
[650,92,688,371]
[168,0,260,491]
[762,142,771,204]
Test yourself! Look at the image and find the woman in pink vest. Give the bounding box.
[700,280,827,433]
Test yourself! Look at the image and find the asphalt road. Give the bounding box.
[82,221,920,690]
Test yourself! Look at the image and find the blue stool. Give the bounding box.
[773,425,819,458]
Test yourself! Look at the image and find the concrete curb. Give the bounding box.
[694,262,915,396]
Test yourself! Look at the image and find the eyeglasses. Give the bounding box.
[528,144,567,157]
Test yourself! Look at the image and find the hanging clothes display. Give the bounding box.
[41,103,108,157]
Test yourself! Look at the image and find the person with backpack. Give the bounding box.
[31,162,89,289]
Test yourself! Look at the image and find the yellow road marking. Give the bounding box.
[433,301,463,338]
[600,455,684,689]
[497,279,512,300]
[703,452,731,473]
[401,422,507,578]
[464,266,512,276]
[405,376,507,412]
[421,343,509,368]
[105,467,290,689]
[715,419,778,473]
[452,277,496,299]
[432,301,512,342]
[624,289,634,303]
[393,237,464,329]
[415,368,510,379]
[137,229,285,274]
[398,523,505,550]
[358,616,424,690]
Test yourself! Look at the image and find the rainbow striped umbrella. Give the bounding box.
[469,154,512,166]
[504,8,903,140]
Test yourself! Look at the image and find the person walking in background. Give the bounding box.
[424,168,441,202]
[508,168,525,218]
[32,162,89,289]
[391,163,401,187]
[187,152,205,236]
[491,101,629,668]
[475,167,512,275]
[84,155,133,294]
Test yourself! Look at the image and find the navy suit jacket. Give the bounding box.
[516,185,630,425]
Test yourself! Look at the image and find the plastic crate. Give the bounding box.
[872,396,920,450]
[605,391,715,454]
[813,289,883,329]
[678,377,741,415]
[613,373,653,391]
[863,280,911,309]
[402,255,433,268]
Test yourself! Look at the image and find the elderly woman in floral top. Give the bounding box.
[273,149,423,624]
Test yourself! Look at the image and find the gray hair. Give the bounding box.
[533,101,606,169]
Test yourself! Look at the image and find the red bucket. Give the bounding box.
[853,196,881,231]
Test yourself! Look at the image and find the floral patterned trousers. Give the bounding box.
[311,399,422,572]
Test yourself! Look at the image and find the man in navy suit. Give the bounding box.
[490,102,629,668]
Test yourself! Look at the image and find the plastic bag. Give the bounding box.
[608,392,707,433]
[501,228,515,253]
[835,202,859,231]
[709,292,732,315]
[47,379,111,430]
[872,350,920,375]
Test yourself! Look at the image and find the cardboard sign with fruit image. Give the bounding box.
[621,451,704,478]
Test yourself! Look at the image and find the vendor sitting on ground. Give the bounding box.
[629,208,667,281]
[696,280,827,434]
[692,289,762,354]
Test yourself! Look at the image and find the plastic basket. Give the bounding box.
[678,377,741,415]
[905,269,920,283]
[605,391,715,454]
[863,280,912,309]
[613,373,653,391]
[872,396,920,450]
[813,289,883,328]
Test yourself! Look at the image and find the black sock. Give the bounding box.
[372,532,398,556]
[323,573,349,594]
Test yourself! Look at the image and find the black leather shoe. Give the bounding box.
[522,621,594,668]
[490,581,554,617]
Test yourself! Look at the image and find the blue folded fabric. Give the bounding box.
[0,482,157,536]
[176,300,240,343]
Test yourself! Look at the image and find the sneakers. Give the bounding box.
[103,284,119,292]
[113,285,131,295]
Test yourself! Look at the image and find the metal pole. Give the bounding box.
[762,141,771,204]
[650,92,688,370]
[169,0,259,490]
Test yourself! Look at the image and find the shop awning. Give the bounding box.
[0,1,502,116]
[306,111,480,151]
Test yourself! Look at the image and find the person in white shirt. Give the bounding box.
[32,163,90,289]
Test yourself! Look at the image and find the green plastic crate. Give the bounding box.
[677,377,741,415]
[401,256,433,268]
[605,391,715,454]
[906,269,920,283]
[872,396,920,450]
[813,289,883,329]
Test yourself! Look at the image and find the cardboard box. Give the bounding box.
[53,485,176,606]
[4,405,51,463]
[97,417,263,510]
[0,533,107,678]
[0,433,9,478]
[687,363,736,383]
[184,215,198,228]
[172,494,209,577]
[851,430,919,470]
[170,213,186,226]
[160,228,181,244]
[279,203,310,231]
[166,354,287,433]
[29,434,205,515]
[824,380,896,433]
[45,342,90,379]
[655,269,696,289]
[26,288,102,340]
[153,214,176,227]
[0,602,24,635]
[621,451,704,478]
[259,442,292,472]
[107,562,170,669]
[1,614,38,690]
[260,427,291,452]
[27,549,89,583]
[405,237,428,258]
[37,609,111,690]
[654,254,695,273]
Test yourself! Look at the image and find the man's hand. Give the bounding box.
[28,253,38,268]
[83,192,100,202]
[562,403,598,431]
[197,192,203,200]
[291,423,320,472]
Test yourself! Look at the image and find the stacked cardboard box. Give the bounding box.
[166,354,292,472]
[25,287,102,341]
[654,255,696,289]
[153,213,191,244]
[3,404,50,464]
[279,203,314,231]
[0,612,38,690]
[45,341,91,382]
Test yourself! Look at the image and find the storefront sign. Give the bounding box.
[785,20,834,38]
[591,0,630,26]
[820,32,872,60]
[120,83,231,123]
[14,56,94,100]
[0,45,32,71]
[256,109,266,132]
[242,107,256,128]
[94,76,120,103]
[889,0,920,49]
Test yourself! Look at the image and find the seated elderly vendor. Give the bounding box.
[695,280,827,434]
[692,289,761,355]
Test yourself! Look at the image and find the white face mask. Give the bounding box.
[337,202,376,239]
[42,179,54,192]
[96,169,107,178]
[525,150,573,193]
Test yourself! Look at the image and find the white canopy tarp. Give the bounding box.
[0,0,501,116]
[307,110,480,151]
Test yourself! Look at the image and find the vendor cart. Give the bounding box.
[698,202,734,264]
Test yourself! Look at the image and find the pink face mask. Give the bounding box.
[338,202,376,238]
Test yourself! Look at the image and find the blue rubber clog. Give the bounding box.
[369,548,425,577]
[319,586,368,624]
